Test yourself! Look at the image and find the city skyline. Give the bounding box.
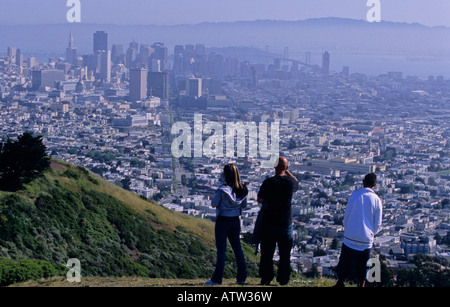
[2,19,450,79]
[0,1,449,288]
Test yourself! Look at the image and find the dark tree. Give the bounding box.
[121,176,132,191]
[305,264,321,278]
[0,132,50,192]
[330,238,339,250]
[288,138,297,150]
[181,174,187,186]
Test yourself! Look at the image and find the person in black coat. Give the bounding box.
[256,157,298,286]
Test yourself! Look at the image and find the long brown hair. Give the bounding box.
[223,163,247,198]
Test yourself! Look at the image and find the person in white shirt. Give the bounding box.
[334,173,383,287]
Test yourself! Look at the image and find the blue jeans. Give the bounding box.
[211,217,247,284]
[259,225,293,285]
[336,243,371,286]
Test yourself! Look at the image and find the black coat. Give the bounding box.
[251,203,267,255]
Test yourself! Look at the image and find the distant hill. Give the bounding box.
[0,160,259,285]
[1,17,449,56]
[2,17,449,77]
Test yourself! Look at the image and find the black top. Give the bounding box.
[257,175,299,229]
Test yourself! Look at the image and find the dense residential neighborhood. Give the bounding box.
[1,34,449,282]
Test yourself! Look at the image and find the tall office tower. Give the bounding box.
[150,43,168,71]
[173,45,185,74]
[274,57,281,70]
[151,59,161,72]
[148,71,169,100]
[28,56,37,69]
[126,45,137,69]
[15,49,23,67]
[183,44,195,73]
[7,47,16,64]
[342,66,350,76]
[194,55,208,75]
[66,30,77,65]
[98,50,111,81]
[93,31,108,52]
[130,67,148,102]
[31,70,42,90]
[195,44,206,56]
[83,53,101,75]
[139,44,152,68]
[129,41,139,51]
[111,44,124,64]
[207,53,225,79]
[186,77,202,98]
[282,47,290,70]
[185,44,195,54]
[305,52,311,66]
[225,57,239,76]
[322,51,330,75]
[283,47,289,59]
[240,61,251,79]
[250,67,257,88]
[32,69,65,91]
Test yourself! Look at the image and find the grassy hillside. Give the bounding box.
[8,276,339,288]
[0,160,260,285]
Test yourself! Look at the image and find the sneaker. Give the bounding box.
[205,280,221,286]
[235,281,246,286]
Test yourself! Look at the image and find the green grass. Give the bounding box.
[8,276,339,288]
[0,160,261,285]
[0,258,66,287]
[33,160,216,246]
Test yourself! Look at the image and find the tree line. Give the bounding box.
[0,132,50,192]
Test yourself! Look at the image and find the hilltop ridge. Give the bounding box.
[0,160,259,285]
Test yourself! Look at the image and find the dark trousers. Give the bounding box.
[336,243,371,286]
[211,218,246,284]
[259,226,293,285]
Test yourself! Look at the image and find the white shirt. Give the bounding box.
[343,187,383,251]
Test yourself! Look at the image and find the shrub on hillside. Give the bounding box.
[0,258,66,286]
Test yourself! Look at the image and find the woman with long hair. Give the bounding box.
[205,163,248,285]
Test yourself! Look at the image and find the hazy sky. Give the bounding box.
[1,0,449,27]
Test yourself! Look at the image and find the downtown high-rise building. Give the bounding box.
[322,51,330,75]
[32,69,65,91]
[305,52,311,65]
[111,44,124,65]
[98,50,111,81]
[66,30,77,65]
[15,49,23,67]
[173,45,185,74]
[90,31,110,81]
[149,43,168,72]
[7,47,16,64]
[186,77,202,98]
[93,31,108,53]
[148,71,169,100]
[126,44,138,69]
[130,67,148,102]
